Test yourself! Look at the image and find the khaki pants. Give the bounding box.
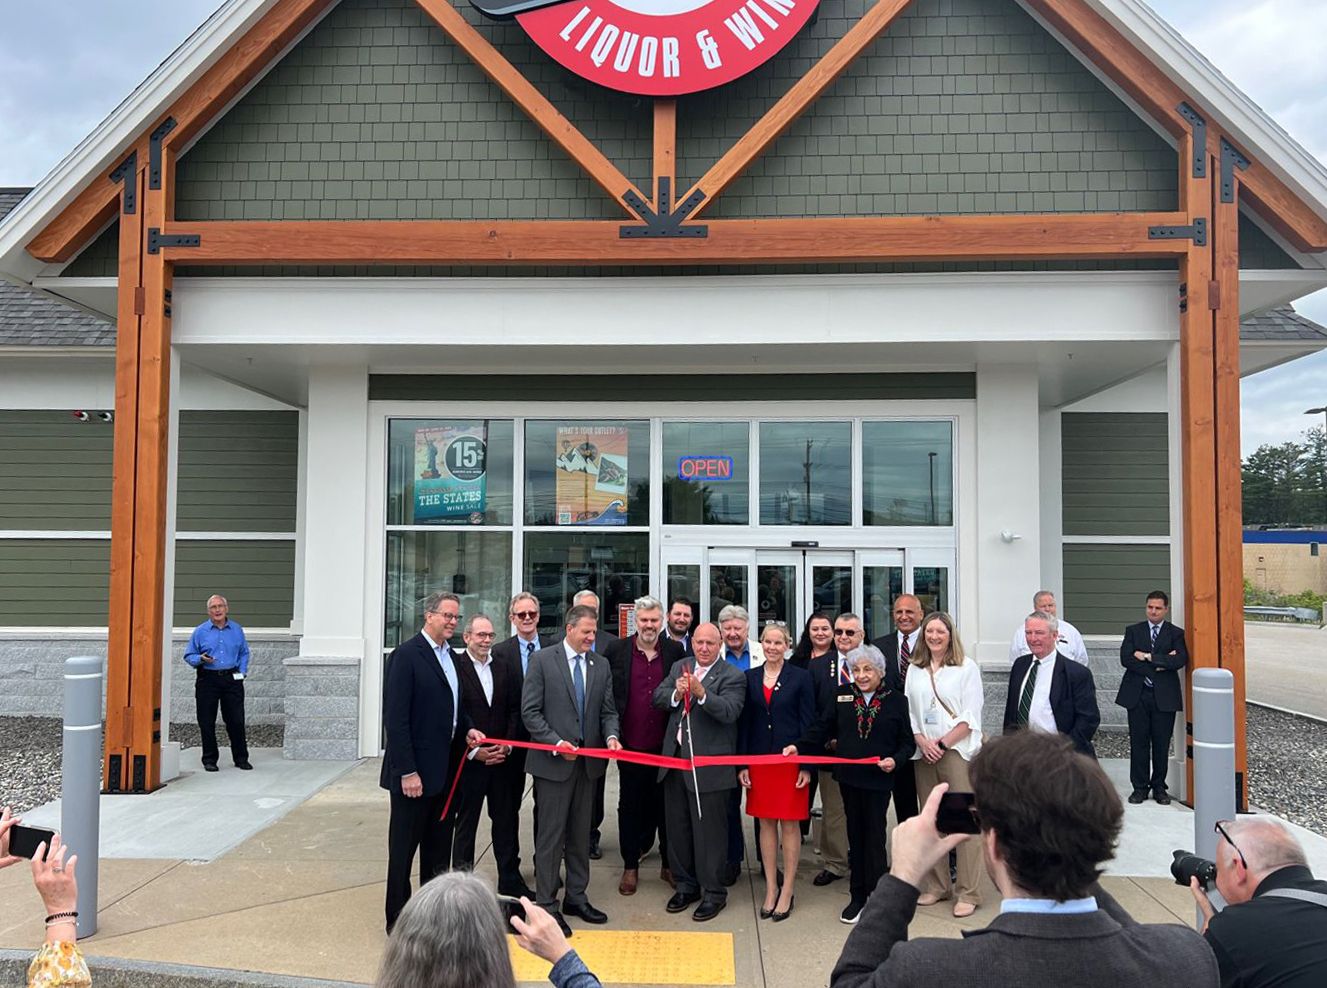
[912,750,982,905]
[814,770,849,877]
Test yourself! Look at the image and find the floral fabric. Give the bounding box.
[27,941,91,987]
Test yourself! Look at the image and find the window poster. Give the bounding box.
[555,425,629,525]
[414,423,488,522]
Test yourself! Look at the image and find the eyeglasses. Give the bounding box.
[1215,820,1248,870]
[429,609,460,620]
[833,629,859,637]
[764,620,787,628]
[512,611,539,620]
[469,632,497,639]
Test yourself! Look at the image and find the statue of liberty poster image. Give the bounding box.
[414,423,488,522]
[555,425,628,525]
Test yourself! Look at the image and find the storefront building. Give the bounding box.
[4,0,1327,799]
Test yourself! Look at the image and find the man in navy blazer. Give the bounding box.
[380,591,486,932]
[1116,590,1188,804]
[1004,611,1100,757]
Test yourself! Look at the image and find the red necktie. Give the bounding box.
[899,634,911,684]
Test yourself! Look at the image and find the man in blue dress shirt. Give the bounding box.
[183,594,252,772]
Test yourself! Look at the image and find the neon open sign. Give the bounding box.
[677,455,735,480]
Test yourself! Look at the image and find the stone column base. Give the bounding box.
[282,655,361,760]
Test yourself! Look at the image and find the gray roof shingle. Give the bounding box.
[1,187,116,347]
[1239,304,1327,342]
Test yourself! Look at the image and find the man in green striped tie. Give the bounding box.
[1003,611,1100,757]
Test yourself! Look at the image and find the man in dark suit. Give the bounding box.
[1004,611,1100,757]
[831,731,1216,987]
[652,622,746,922]
[492,590,546,878]
[807,612,864,888]
[871,593,923,823]
[379,591,486,932]
[1116,590,1188,805]
[451,613,531,897]
[522,603,622,936]
[604,595,684,896]
[664,596,696,656]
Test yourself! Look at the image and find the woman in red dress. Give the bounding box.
[738,622,816,920]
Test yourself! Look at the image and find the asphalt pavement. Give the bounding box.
[1244,620,1327,719]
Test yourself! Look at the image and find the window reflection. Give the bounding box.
[863,421,953,526]
[387,419,514,525]
[759,421,852,526]
[524,532,650,638]
[663,422,750,524]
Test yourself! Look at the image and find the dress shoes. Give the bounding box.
[1153,789,1172,805]
[548,910,573,938]
[588,838,603,860]
[692,900,725,922]
[563,901,608,925]
[1128,789,1148,804]
[203,763,219,773]
[234,760,253,771]
[660,867,676,889]
[618,869,639,896]
[759,905,775,920]
[666,891,701,913]
[772,895,795,922]
[812,869,843,887]
[498,881,536,900]
[722,862,742,887]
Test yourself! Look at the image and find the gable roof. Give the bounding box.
[1,0,1327,283]
[0,189,115,347]
[1239,304,1327,343]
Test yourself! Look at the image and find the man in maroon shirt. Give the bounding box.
[604,595,685,896]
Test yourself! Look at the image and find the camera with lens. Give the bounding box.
[1171,850,1218,890]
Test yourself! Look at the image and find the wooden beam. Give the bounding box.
[1023,0,1327,251]
[653,99,677,212]
[683,0,912,219]
[28,0,336,263]
[413,0,645,216]
[156,212,1191,265]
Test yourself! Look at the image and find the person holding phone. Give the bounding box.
[182,593,252,772]
[903,610,984,917]
[0,809,90,988]
[783,645,914,925]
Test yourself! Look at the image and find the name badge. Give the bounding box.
[836,694,853,703]
[923,708,940,726]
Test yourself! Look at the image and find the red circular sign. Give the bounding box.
[517,0,820,97]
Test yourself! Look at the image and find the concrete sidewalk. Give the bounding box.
[4,756,1317,987]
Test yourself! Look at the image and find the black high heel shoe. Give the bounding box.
[759,905,775,920]
[772,894,795,922]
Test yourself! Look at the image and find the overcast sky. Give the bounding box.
[1,0,1324,452]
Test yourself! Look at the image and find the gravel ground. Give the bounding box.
[0,719,283,815]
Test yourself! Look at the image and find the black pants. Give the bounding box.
[842,784,890,904]
[1128,689,1177,792]
[618,759,667,869]
[195,669,248,766]
[664,773,730,905]
[452,759,522,889]
[385,787,455,931]
[891,759,919,823]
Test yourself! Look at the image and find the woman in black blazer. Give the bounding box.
[738,622,815,921]
[785,643,914,926]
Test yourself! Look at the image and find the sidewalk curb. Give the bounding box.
[0,949,366,988]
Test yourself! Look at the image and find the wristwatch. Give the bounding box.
[936,739,948,752]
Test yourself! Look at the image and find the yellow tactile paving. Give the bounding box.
[509,930,736,986]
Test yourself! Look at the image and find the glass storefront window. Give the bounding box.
[387,419,514,525]
[524,532,650,638]
[384,530,513,648]
[863,565,904,641]
[913,566,949,616]
[707,564,749,620]
[759,421,852,525]
[525,420,651,527]
[662,421,750,524]
[863,421,953,526]
[757,564,795,626]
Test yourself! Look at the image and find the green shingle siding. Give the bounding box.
[1238,212,1299,270]
[0,412,115,528]
[0,539,111,625]
[1062,412,1169,537]
[174,540,296,627]
[1062,543,1171,635]
[176,411,299,531]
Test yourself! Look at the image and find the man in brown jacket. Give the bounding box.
[831,731,1217,988]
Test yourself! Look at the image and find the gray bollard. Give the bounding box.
[1192,666,1236,923]
[62,655,103,939]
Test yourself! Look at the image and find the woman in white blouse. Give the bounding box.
[904,610,984,917]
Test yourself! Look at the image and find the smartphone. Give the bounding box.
[496,894,526,925]
[935,791,981,835]
[8,824,57,860]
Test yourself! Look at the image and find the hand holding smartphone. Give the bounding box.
[496,894,527,925]
[934,791,981,835]
[9,824,57,860]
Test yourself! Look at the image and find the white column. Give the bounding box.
[299,365,369,658]
[1039,407,1064,602]
[974,364,1043,661]
[290,407,309,635]
[159,349,182,780]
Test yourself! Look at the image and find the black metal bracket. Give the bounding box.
[1178,281,1189,314]
[619,179,708,238]
[110,151,137,215]
[106,754,122,793]
[149,117,177,190]
[1219,137,1250,204]
[1150,217,1207,247]
[1178,102,1207,178]
[147,228,201,254]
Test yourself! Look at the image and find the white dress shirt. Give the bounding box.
[1009,618,1088,665]
[421,629,459,735]
[1018,651,1059,736]
[904,657,984,760]
[470,653,495,704]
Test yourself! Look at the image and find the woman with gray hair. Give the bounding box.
[783,644,914,926]
[375,871,603,988]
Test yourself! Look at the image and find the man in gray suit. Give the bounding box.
[652,622,746,922]
[831,730,1216,988]
[522,603,622,936]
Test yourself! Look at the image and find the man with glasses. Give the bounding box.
[1191,817,1327,988]
[380,591,486,932]
[716,604,765,884]
[451,614,531,898]
[808,613,865,887]
[493,591,545,884]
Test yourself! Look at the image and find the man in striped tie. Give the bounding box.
[1116,591,1188,804]
[1003,611,1100,757]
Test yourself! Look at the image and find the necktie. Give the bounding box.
[1145,625,1158,687]
[899,634,911,685]
[1017,658,1040,726]
[523,639,534,673]
[573,655,586,739]
[838,653,851,685]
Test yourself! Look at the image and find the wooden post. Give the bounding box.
[653,99,676,212]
